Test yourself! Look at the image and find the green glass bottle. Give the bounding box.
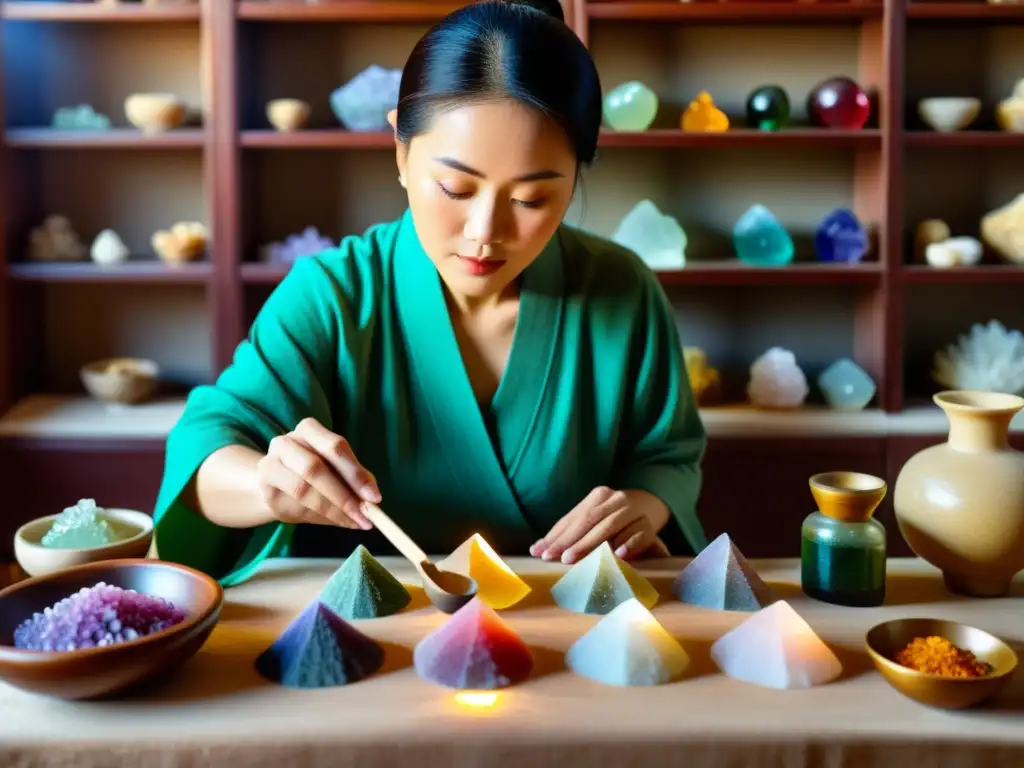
[801,471,887,607]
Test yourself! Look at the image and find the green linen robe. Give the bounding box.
[153,209,708,586]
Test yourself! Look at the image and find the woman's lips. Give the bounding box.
[457,256,504,276]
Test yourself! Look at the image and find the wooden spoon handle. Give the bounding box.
[360,502,429,567]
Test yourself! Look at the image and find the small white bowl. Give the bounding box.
[14,509,155,578]
[918,97,981,132]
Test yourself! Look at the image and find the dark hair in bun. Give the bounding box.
[395,0,602,165]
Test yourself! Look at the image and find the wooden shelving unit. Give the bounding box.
[1,0,1022,558]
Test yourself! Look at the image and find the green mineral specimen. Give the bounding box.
[52,105,111,131]
[603,81,658,132]
[319,544,411,619]
[41,498,119,549]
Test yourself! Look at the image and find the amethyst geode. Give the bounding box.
[13,582,187,651]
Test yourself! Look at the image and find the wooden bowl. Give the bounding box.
[80,357,160,405]
[0,559,222,700]
[865,617,1018,709]
[124,92,186,135]
[14,508,154,578]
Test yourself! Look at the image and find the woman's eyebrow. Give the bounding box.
[433,156,564,181]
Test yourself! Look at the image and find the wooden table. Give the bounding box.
[0,556,1022,767]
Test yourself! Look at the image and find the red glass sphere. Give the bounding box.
[807,76,870,130]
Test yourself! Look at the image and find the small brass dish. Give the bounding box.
[865,617,1017,709]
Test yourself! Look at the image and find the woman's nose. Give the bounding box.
[464,197,504,245]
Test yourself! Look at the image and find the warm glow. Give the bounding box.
[439,533,531,609]
[455,691,499,708]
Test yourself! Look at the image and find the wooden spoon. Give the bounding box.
[359,502,477,614]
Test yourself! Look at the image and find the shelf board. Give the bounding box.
[586,1,884,21]
[6,260,213,284]
[2,395,1016,441]
[241,128,882,150]
[598,128,881,149]
[907,2,1024,19]
[658,262,883,286]
[4,128,205,149]
[905,131,1024,149]
[244,261,883,287]
[1,1,200,22]
[901,265,1024,284]
[241,129,394,149]
[237,1,468,21]
[0,394,186,440]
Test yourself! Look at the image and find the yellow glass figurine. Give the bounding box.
[681,92,729,133]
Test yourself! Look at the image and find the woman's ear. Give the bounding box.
[388,109,408,189]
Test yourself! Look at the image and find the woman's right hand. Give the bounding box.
[256,417,381,530]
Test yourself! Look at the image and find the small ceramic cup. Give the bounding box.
[266,99,311,132]
[917,97,981,132]
[14,509,155,578]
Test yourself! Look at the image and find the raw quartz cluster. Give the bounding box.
[260,226,335,265]
[13,582,187,651]
[747,347,809,408]
[41,498,119,549]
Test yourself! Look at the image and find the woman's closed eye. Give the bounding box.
[437,182,545,209]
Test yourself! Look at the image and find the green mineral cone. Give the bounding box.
[319,544,412,619]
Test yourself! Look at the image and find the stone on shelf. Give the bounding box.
[932,320,1024,395]
[995,78,1024,133]
[747,347,809,409]
[745,85,790,131]
[683,346,721,406]
[260,226,335,264]
[52,105,110,131]
[611,200,686,269]
[980,193,1024,264]
[681,91,729,133]
[90,229,129,266]
[732,205,794,266]
[603,81,658,132]
[29,215,86,262]
[330,65,401,132]
[710,600,843,690]
[152,221,207,265]
[814,208,868,263]
[924,236,983,268]
[807,76,871,130]
[818,358,876,410]
[672,533,776,612]
[914,219,951,262]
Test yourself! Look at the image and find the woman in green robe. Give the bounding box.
[153,0,708,586]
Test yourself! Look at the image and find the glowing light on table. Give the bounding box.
[438,533,531,609]
[455,691,499,708]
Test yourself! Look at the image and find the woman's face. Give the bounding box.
[391,99,577,303]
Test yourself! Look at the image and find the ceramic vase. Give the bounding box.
[893,390,1024,597]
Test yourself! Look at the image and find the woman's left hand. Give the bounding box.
[529,486,671,565]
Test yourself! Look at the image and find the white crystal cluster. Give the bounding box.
[932,320,1024,395]
[611,200,687,269]
[747,347,809,408]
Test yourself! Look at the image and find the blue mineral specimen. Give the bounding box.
[814,208,868,263]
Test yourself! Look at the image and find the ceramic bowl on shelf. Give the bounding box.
[0,559,222,700]
[865,617,1018,709]
[80,356,160,405]
[266,98,310,132]
[14,508,155,578]
[917,97,981,132]
[124,92,187,135]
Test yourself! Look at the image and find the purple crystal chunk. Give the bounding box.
[814,208,868,263]
[261,226,336,265]
[255,599,384,688]
[13,582,188,651]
